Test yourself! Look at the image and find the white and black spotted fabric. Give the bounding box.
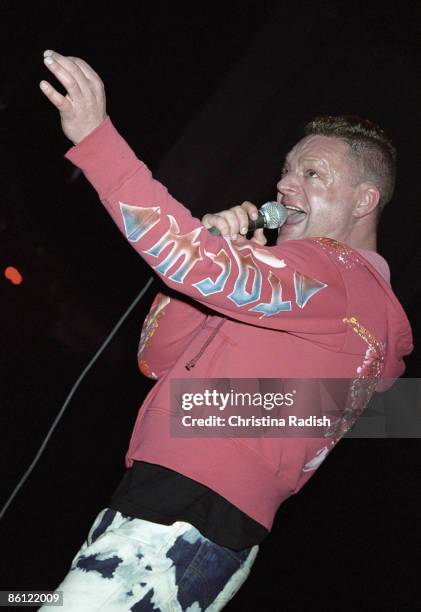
[39,508,258,611]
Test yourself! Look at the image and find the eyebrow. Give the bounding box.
[283,156,328,168]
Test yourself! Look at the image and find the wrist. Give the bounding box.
[70,115,108,146]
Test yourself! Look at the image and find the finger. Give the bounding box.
[250,228,267,246]
[44,51,97,97]
[220,209,241,237]
[202,210,234,237]
[44,50,91,80]
[68,58,104,99]
[201,213,231,237]
[67,56,103,86]
[230,205,250,236]
[241,201,259,221]
[39,80,72,112]
[43,54,84,101]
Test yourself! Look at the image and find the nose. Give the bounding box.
[277,173,299,197]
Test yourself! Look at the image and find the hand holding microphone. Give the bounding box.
[201,201,287,246]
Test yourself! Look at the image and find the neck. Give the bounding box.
[344,223,377,252]
[351,235,377,252]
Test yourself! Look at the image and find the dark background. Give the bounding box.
[1,1,420,610]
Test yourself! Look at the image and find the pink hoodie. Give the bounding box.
[65,117,413,530]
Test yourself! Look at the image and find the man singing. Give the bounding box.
[39,50,413,611]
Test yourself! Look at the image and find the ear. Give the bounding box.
[353,183,380,219]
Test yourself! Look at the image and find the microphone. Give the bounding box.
[207,201,288,236]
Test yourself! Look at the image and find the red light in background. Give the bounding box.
[4,266,23,285]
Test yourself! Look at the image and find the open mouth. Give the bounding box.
[284,205,307,225]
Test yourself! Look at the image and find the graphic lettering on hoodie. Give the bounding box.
[120,203,328,316]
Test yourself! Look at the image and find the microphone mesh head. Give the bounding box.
[261,201,288,229]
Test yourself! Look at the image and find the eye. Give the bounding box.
[281,166,289,177]
[305,168,319,178]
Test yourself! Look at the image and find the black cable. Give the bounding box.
[0,276,155,523]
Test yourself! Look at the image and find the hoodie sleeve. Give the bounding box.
[65,117,347,349]
[137,292,207,380]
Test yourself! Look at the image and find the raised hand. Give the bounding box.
[40,50,107,145]
[201,201,267,245]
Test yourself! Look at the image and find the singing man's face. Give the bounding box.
[276,135,361,244]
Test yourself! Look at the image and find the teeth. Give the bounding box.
[285,205,304,213]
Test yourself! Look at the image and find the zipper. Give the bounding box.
[185,319,225,370]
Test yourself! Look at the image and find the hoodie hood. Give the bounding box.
[357,249,413,392]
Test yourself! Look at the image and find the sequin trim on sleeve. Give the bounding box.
[324,316,386,441]
[137,293,171,379]
[312,237,362,269]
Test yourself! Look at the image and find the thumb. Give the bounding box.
[250,228,267,246]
